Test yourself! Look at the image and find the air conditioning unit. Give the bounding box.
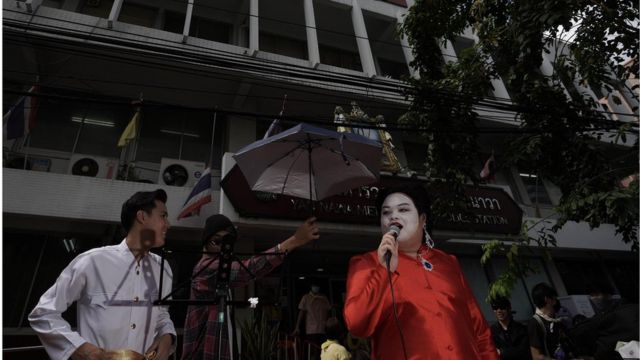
[158,158,206,187]
[68,154,118,179]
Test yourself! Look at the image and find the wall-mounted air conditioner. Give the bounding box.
[68,154,118,179]
[157,158,206,187]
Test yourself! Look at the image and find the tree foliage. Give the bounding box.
[399,0,639,298]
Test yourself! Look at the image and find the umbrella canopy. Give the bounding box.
[233,123,382,201]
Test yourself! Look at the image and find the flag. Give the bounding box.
[177,167,212,220]
[620,174,637,188]
[4,85,40,140]
[263,95,287,139]
[117,110,139,148]
[479,153,496,182]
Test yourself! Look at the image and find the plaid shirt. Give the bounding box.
[181,246,284,360]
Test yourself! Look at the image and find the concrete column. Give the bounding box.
[107,0,124,28]
[182,0,194,43]
[396,11,417,78]
[351,0,376,77]
[249,0,259,55]
[304,0,320,67]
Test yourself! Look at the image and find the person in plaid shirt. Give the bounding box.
[181,214,320,360]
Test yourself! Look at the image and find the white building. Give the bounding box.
[3,0,637,357]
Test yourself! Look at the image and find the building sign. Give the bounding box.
[221,165,523,235]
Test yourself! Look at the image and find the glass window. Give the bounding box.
[319,45,362,72]
[604,260,639,303]
[458,257,493,321]
[519,172,553,205]
[42,0,62,8]
[260,33,307,60]
[402,141,427,173]
[377,58,409,79]
[189,15,232,44]
[78,0,114,18]
[136,107,225,169]
[118,2,158,28]
[163,10,185,34]
[74,106,131,158]
[452,37,475,59]
[555,259,614,296]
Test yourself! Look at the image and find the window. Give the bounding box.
[118,2,158,28]
[260,33,307,60]
[519,172,553,206]
[163,10,185,34]
[458,257,493,321]
[377,58,409,79]
[402,141,427,173]
[78,0,114,19]
[136,108,225,168]
[554,259,613,296]
[376,0,408,7]
[189,16,232,44]
[319,45,362,72]
[42,0,62,8]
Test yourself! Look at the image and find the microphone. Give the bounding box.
[385,225,401,271]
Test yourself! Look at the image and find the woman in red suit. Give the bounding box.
[344,185,499,360]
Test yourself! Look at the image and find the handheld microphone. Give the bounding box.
[385,225,401,271]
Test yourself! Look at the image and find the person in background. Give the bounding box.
[320,317,351,360]
[490,296,532,360]
[343,185,498,359]
[29,189,176,360]
[569,282,638,360]
[294,281,332,360]
[528,282,577,360]
[181,215,320,360]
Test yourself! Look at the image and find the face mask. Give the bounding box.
[311,286,320,294]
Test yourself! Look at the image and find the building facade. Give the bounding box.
[3,0,637,358]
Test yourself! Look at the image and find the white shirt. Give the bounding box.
[29,240,176,359]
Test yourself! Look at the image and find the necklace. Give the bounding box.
[416,245,434,271]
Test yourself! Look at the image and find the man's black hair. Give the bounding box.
[491,296,511,310]
[120,189,167,233]
[531,282,558,309]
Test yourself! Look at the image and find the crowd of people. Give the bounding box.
[28,187,637,360]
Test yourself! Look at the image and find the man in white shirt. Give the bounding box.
[29,189,176,360]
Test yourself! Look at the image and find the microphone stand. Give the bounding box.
[155,246,283,360]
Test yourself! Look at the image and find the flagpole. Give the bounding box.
[130,95,143,173]
[208,109,217,168]
[70,107,89,160]
[22,134,31,170]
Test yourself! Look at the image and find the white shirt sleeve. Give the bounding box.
[153,264,177,350]
[28,255,90,360]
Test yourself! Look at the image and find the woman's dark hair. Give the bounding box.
[375,185,431,218]
[531,282,558,309]
[120,189,167,232]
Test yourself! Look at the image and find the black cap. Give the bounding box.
[202,214,234,246]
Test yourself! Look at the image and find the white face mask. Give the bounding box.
[380,193,423,245]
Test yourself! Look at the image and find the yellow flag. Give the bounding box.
[117,111,139,148]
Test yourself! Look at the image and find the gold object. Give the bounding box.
[103,349,146,360]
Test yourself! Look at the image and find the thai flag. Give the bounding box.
[177,167,213,220]
[4,85,40,140]
[479,153,496,182]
